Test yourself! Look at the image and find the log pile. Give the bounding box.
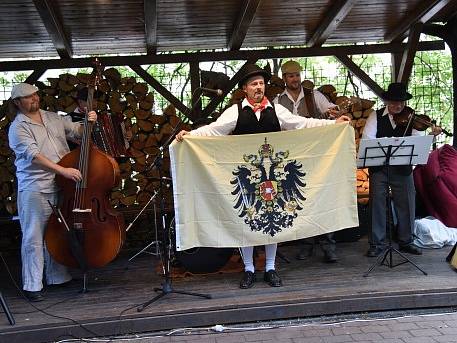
[0,103,17,215]
[317,85,374,204]
[0,69,190,214]
[0,69,375,215]
[356,168,370,205]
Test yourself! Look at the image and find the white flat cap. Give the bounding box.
[11,83,39,99]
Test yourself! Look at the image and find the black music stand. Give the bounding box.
[0,290,15,325]
[357,135,432,277]
[137,98,212,312]
[125,189,160,263]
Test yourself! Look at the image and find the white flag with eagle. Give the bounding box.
[170,123,358,251]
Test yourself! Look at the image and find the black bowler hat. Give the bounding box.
[238,64,271,89]
[381,83,412,101]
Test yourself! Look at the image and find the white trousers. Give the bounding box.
[18,191,72,291]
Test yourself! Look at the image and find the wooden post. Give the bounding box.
[423,19,457,147]
[390,52,402,83]
[189,61,202,120]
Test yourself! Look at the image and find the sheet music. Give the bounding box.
[357,135,433,168]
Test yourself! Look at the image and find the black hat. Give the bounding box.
[238,64,271,89]
[381,83,412,101]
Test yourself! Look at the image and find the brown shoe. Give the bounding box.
[239,271,256,289]
[263,270,282,287]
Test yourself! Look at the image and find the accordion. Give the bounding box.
[92,112,130,158]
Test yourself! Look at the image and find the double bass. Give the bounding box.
[45,61,125,269]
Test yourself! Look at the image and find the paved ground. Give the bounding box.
[57,308,457,343]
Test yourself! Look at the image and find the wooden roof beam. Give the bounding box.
[33,0,72,58]
[0,41,445,72]
[307,0,357,47]
[335,54,384,97]
[228,0,261,51]
[385,0,454,43]
[144,0,158,55]
[25,68,46,84]
[129,65,189,117]
[396,22,423,84]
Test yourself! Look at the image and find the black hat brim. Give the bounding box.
[238,70,271,89]
[381,91,412,102]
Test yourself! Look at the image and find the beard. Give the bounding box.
[29,102,40,112]
[287,82,301,91]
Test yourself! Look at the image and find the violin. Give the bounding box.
[393,106,453,137]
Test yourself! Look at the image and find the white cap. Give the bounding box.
[11,83,39,99]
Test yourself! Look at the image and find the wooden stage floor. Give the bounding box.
[1,238,457,343]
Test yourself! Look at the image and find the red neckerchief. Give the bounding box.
[246,96,269,112]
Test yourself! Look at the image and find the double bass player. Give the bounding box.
[8,83,97,302]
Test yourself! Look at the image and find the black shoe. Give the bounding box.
[323,250,338,263]
[47,278,74,288]
[24,290,44,302]
[366,246,383,257]
[296,245,313,260]
[399,244,422,255]
[263,270,282,287]
[239,271,256,289]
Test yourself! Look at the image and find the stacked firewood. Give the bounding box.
[356,169,370,204]
[318,84,374,204]
[0,104,16,215]
[0,69,190,214]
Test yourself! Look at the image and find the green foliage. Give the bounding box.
[0,50,454,140]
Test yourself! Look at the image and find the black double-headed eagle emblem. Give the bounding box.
[230,138,306,236]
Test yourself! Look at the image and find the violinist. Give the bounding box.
[362,82,441,259]
[8,83,97,302]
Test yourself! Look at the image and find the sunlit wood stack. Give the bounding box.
[356,168,370,205]
[0,105,17,215]
[0,69,191,214]
[318,84,374,204]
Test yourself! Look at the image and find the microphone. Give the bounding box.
[198,87,223,96]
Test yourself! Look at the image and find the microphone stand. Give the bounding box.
[137,90,213,312]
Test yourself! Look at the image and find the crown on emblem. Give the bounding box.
[259,138,273,158]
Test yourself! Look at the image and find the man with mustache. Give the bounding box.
[362,82,440,258]
[176,64,350,289]
[274,60,340,263]
[8,83,97,302]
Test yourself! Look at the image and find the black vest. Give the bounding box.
[376,107,412,138]
[233,103,281,135]
[371,107,413,175]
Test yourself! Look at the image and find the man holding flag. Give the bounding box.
[176,64,350,289]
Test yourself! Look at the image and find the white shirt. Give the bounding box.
[190,98,336,136]
[8,110,81,192]
[273,88,336,116]
[362,107,422,139]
